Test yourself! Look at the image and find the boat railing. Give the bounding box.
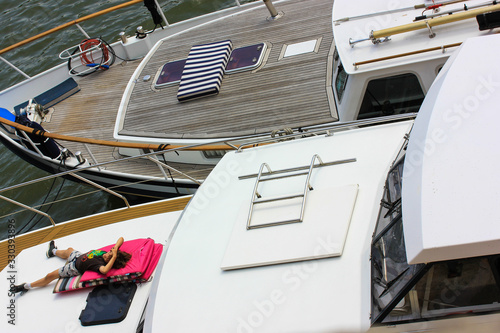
[0,0,253,80]
[0,119,275,227]
[0,113,416,228]
[234,113,417,152]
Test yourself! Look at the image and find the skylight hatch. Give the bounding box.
[154,43,267,89]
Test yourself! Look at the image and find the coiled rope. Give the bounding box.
[67,37,116,76]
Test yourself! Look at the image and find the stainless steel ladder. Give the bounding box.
[246,154,325,230]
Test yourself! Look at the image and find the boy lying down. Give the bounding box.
[10,237,131,295]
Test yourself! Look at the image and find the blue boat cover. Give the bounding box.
[14,78,80,114]
[177,40,233,102]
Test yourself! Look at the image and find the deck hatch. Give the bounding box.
[225,43,267,74]
[281,38,321,59]
[155,43,266,88]
[221,183,359,270]
[154,59,186,88]
[245,155,350,230]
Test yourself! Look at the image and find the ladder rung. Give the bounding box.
[259,171,309,182]
[247,218,302,230]
[254,193,304,204]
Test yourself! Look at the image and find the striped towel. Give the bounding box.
[177,40,233,102]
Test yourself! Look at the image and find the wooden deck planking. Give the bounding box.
[122,0,336,139]
[34,0,334,183]
[40,60,187,179]
[0,196,191,270]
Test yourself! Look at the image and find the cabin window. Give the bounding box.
[371,150,500,325]
[371,216,428,324]
[373,156,404,237]
[375,254,500,325]
[202,150,227,159]
[358,73,424,120]
[334,63,348,103]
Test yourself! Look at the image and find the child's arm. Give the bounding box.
[99,257,116,274]
[114,237,124,251]
[99,237,124,275]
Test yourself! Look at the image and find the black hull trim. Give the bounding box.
[0,136,199,202]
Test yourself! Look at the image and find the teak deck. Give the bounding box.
[43,0,335,181]
[122,0,336,139]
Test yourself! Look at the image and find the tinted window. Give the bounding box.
[335,63,348,103]
[358,73,424,120]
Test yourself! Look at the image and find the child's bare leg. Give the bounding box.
[55,247,75,260]
[30,269,60,288]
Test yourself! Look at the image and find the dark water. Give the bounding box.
[0,0,251,239]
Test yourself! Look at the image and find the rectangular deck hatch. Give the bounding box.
[154,59,186,88]
[225,43,267,74]
[221,184,359,270]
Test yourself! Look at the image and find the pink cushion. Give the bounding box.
[53,238,163,293]
[81,238,156,281]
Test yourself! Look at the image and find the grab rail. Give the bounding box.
[236,113,418,152]
[0,194,56,226]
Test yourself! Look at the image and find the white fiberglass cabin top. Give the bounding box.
[332,0,500,122]
[402,33,500,264]
[145,119,415,332]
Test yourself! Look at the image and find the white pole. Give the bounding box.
[0,56,30,79]
[154,0,170,27]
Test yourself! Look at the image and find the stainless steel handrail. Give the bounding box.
[236,113,417,152]
[0,194,56,226]
[145,156,203,185]
[69,172,131,208]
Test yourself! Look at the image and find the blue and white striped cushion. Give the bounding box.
[177,40,233,102]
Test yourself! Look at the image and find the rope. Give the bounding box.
[271,128,293,138]
[79,39,110,68]
[68,37,116,76]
